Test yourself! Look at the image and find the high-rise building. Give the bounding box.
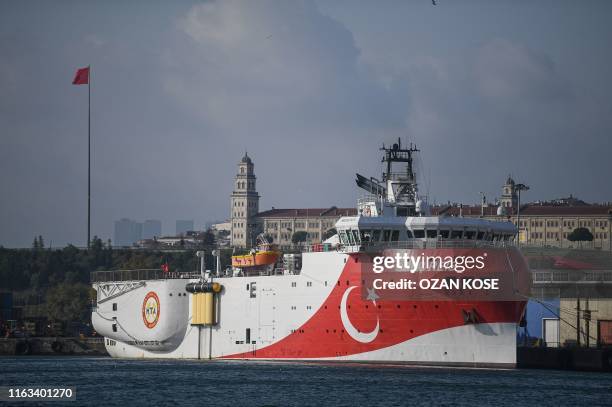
[142,219,162,239]
[230,152,260,247]
[113,218,142,247]
[176,220,194,236]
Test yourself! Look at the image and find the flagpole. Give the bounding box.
[87,65,91,249]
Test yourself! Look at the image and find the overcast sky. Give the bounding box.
[1,0,611,247]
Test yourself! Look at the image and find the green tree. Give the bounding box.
[291,231,308,245]
[568,227,594,242]
[568,227,594,248]
[46,283,90,323]
[200,229,216,246]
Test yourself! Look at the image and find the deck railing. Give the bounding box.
[338,239,514,253]
[91,269,201,283]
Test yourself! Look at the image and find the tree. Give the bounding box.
[200,229,216,246]
[32,235,44,250]
[567,227,593,248]
[291,231,308,245]
[568,227,593,242]
[46,283,90,323]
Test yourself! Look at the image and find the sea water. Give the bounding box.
[0,357,610,406]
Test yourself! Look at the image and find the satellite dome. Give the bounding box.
[497,205,507,216]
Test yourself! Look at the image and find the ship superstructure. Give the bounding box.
[91,140,529,367]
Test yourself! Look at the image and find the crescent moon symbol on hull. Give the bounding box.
[340,286,379,343]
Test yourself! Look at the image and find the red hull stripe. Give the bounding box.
[222,252,527,359]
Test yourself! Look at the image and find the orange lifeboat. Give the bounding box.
[232,249,280,267]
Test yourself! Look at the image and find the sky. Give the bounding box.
[1,0,611,248]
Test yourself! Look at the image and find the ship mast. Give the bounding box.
[381,138,420,216]
[355,138,421,217]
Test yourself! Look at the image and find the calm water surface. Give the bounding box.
[0,357,610,406]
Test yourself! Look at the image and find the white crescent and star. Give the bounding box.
[340,286,380,343]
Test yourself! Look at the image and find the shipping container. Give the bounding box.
[543,318,560,347]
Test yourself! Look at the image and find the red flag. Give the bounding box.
[72,67,89,85]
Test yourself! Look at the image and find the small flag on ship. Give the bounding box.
[161,257,170,273]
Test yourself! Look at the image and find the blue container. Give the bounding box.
[525,299,559,339]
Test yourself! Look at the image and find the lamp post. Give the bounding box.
[515,183,530,245]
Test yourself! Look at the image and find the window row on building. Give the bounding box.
[517,219,609,229]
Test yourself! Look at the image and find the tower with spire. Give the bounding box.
[500,175,518,208]
[230,152,260,247]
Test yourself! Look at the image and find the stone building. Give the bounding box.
[230,153,260,247]
[229,153,355,248]
[432,177,612,251]
[256,207,357,248]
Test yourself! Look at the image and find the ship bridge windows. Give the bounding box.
[338,229,361,245]
[376,229,402,241]
[413,229,425,239]
[398,226,513,242]
[450,230,463,239]
[339,227,406,244]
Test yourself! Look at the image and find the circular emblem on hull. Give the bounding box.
[142,291,160,329]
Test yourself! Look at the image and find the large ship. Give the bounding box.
[91,140,530,367]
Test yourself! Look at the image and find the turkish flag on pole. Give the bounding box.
[72,66,89,85]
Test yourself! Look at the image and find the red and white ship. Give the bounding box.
[91,140,529,367]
